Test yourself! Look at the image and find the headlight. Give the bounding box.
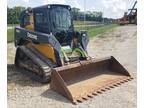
[82,33,86,37]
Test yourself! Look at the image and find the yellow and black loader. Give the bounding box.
[14,4,133,104]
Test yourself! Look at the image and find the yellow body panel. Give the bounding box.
[24,14,56,63]
[25,25,34,31]
[32,44,56,63]
[25,13,34,31]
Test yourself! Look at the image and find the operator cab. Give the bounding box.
[20,4,74,45]
[19,4,88,52]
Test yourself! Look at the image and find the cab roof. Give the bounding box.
[33,4,71,10]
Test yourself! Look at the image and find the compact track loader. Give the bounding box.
[14,4,133,104]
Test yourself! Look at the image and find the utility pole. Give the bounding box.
[84,0,86,29]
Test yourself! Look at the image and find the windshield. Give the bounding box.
[51,7,72,31]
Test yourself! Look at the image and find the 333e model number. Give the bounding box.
[27,32,38,40]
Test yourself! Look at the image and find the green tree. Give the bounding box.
[71,7,80,20]
[7,6,26,24]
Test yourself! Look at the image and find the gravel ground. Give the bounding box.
[7,25,137,108]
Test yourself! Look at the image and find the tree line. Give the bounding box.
[7,6,110,24]
[8,6,26,24]
[71,7,103,22]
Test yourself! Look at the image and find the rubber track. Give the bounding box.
[16,46,55,83]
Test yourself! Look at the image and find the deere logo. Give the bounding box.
[27,32,37,40]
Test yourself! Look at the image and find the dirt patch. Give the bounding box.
[7,25,136,108]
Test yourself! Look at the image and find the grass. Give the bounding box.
[74,24,119,38]
[7,28,14,43]
[8,24,19,27]
[75,25,102,31]
[74,20,94,25]
[87,24,118,38]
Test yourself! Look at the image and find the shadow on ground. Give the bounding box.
[7,64,44,87]
[41,89,71,104]
[8,64,70,103]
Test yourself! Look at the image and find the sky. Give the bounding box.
[7,0,136,18]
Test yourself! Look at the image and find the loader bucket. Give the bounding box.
[50,56,133,104]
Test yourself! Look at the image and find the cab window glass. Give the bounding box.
[23,15,30,26]
[35,12,47,25]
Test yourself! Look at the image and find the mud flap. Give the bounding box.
[50,56,133,104]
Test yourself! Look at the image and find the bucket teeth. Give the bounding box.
[113,84,118,87]
[119,80,125,83]
[82,77,132,103]
[97,90,102,94]
[70,77,133,104]
[50,56,134,104]
[124,79,129,82]
[92,92,98,95]
[127,78,132,81]
[88,94,93,98]
[116,82,121,85]
[82,96,88,100]
[72,100,77,105]
[109,85,115,88]
[100,88,106,92]
[130,77,134,80]
[77,98,83,103]
[105,87,111,90]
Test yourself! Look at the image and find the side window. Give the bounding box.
[35,12,47,26]
[23,15,30,26]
